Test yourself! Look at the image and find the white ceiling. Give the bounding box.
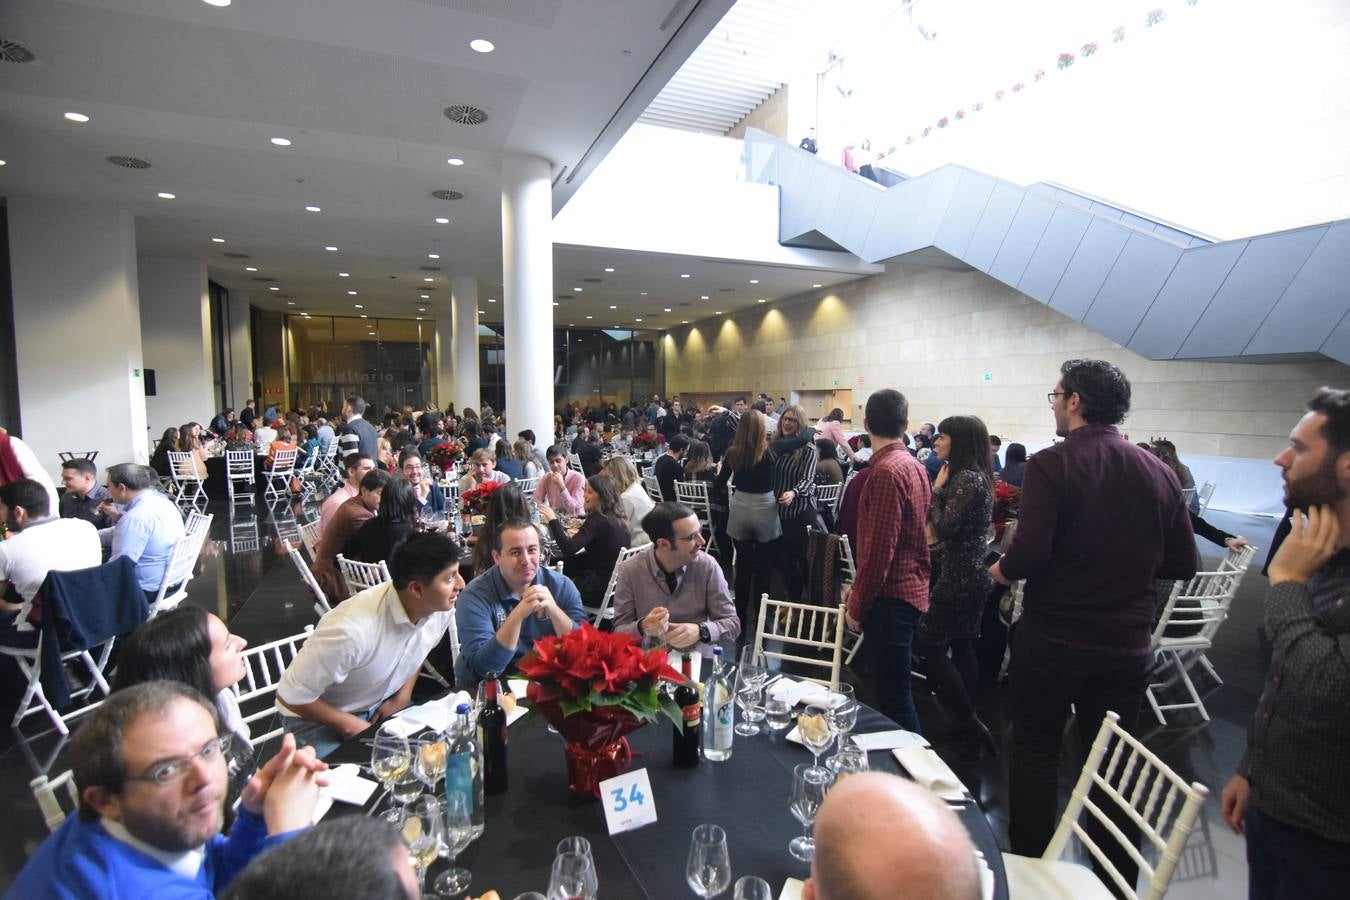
[3,0,817,323]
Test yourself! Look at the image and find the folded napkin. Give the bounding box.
[798,689,849,710]
[313,763,379,822]
[893,746,969,802]
[766,678,821,707]
[974,850,995,900]
[508,678,530,697]
[849,729,929,752]
[385,691,472,736]
[778,878,805,900]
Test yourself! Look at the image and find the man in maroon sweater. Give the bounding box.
[990,359,1196,893]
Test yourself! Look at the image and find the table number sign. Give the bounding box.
[599,767,658,834]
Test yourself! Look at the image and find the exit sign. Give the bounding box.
[982,372,993,382]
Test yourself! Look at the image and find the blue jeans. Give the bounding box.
[1247,805,1350,899]
[862,599,923,733]
[282,701,381,759]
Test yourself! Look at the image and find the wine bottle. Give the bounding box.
[673,654,701,768]
[478,672,509,795]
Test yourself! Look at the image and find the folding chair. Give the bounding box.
[167,451,207,506]
[292,451,322,502]
[674,480,720,556]
[438,480,460,513]
[317,439,343,490]
[1195,482,1216,516]
[148,528,208,616]
[752,595,846,689]
[225,449,257,505]
[587,545,646,625]
[1001,710,1210,900]
[30,770,80,833]
[516,476,540,497]
[336,555,392,599]
[57,451,98,463]
[838,534,864,666]
[814,481,842,514]
[298,519,322,560]
[185,509,213,542]
[229,509,260,553]
[234,626,315,745]
[262,448,298,503]
[568,452,584,474]
[642,473,662,504]
[1145,569,1240,725]
[284,540,331,617]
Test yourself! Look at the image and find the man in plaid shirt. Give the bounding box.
[844,389,932,732]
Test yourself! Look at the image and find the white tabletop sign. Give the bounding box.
[598,767,658,835]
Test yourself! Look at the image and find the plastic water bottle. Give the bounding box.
[701,647,734,761]
[445,702,485,840]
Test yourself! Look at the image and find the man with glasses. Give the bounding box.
[8,681,325,897]
[611,502,740,656]
[989,359,1196,891]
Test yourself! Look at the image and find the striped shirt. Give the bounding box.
[773,441,817,520]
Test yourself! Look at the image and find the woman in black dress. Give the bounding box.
[918,414,996,757]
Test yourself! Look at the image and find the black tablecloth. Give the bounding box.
[329,698,1007,899]
[204,454,269,500]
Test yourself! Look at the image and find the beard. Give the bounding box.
[121,795,223,852]
[1284,456,1346,510]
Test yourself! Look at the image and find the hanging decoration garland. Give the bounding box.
[901,0,1199,145]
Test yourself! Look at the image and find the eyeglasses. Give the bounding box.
[125,735,233,786]
[1046,392,1067,405]
[674,531,702,544]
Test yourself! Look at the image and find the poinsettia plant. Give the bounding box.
[631,431,663,451]
[992,480,1022,543]
[426,439,465,473]
[460,478,503,515]
[517,624,684,725]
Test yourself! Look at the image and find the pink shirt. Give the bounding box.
[534,469,585,515]
[318,483,358,536]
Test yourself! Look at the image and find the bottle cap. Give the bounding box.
[456,703,470,714]
[713,646,723,656]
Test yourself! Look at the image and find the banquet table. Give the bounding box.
[328,689,1007,899]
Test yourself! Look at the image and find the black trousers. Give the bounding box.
[1008,624,1149,898]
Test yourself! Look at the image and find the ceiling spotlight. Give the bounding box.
[360,314,368,319]
[347,290,358,296]
[302,313,311,317]
[287,300,295,305]
[211,237,225,243]
[700,295,709,300]
[423,277,434,282]
[427,253,440,259]
[640,292,648,296]
[202,0,233,7]
[757,298,766,303]
[477,309,485,314]
[245,266,258,272]
[609,305,618,309]
[0,160,6,166]
[488,298,497,303]
[749,279,759,284]
[604,267,615,273]
[812,283,823,288]
[553,302,559,307]
[635,318,644,322]
[469,38,495,53]
[573,287,582,293]
[354,303,363,308]
[305,205,321,212]
[268,285,279,291]
[446,157,464,166]
[416,316,424,320]
[435,217,450,224]
[157,192,176,199]
[680,273,690,278]
[338,272,349,277]
[64,112,90,123]
[716,311,723,315]
[420,294,430,299]
[586,316,594,320]
[325,246,338,252]
[682,320,689,324]
[270,137,291,146]
[418,307,427,312]
[663,307,672,313]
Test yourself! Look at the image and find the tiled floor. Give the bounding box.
[0,501,1273,897]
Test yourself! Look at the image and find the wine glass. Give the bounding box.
[387,769,424,824]
[825,684,859,770]
[826,745,869,779]
[798,703,838,777]
[733,876,773,900]
[686,823,732,898]
[414,733,447,791]
[556,836,594,871]
[398,798,440,895]
[763,697,792,733]
[734,668,763,737]
[433,791,474,896]
[788,764,831,861]
[547,848,598,900]
[369,724,411,821]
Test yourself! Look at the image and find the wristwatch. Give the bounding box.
[698,623,711,644]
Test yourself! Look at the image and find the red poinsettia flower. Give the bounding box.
[517,624,683,724]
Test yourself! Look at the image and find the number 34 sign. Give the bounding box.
[599,768,658,834]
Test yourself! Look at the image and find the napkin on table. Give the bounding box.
[849,729,929,752]
[893,746,969,802]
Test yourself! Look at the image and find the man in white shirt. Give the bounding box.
[253,419,279,448]
[278,533,465,757]
[317,453,375,537]
[0,479,103,645]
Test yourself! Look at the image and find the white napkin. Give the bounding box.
[849,729,929,752]
[508,678,530,697]
[506,705,528,727]
[386,691,472,736]
[975,850,995,900]
[766,678,819,707]
[798,689,849,710]
[893,746,969,802]
[313,764,379,821]
[779,877,805,900]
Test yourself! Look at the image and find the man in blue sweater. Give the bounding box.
[8,681,325,899]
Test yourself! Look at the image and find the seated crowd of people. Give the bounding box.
[1,363,1346,899]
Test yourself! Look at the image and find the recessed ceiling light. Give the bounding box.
[0,160,6,167]
[418,307,427,312]
[586,315,593,319]
[716,311,723,315]
[488,298,497,303]
[635,318,643,322]
[360,314,368,319]
[435,217,450,224]
[477,309,485,314]
[268,285,279,291]
[553,302,559,307]
[202,0,232,7]
[427,253,440,259]
[680,273,690,278]
[812,283,823,288]
[568,323,575,327]
[640,292,648,296]
[64,112,90,123]
[682,320,689,324]
[416,316,424,320]
[604,267,615,273]
[469,38,495,53]
[354,304,363,308]
[302,312,311,317]
[211,237,225,243]
[287,300,295,305]
[446,157,464,166]
[758,298,768,303]
[749,279,759,284]
[325,246,338,252]
[663,307,672,312]
[423,277,434,282]
[609,304,618,309]
[338,272,349,277]
[700,295,709,300]
[573,287,582,293]
[245,266,257,272]
[305,205,321,212]
[157,192,175,199]
[270,137,291,147]
[348,290,358,296]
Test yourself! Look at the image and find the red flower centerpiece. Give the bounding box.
[427,439,465,474]
[517,624,683,799]
[993,480,1022,544]
[460,479,502,516]
[631,431,662,453]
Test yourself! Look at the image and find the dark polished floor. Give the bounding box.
[0,499,1272,897]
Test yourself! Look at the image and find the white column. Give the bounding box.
[450,276,480,413]
[8,197,149,476]
[138,257,213,433]
[501,154,554,449]
[226,291,254,410]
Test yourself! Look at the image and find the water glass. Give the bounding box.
[556,835,594,869]
[387,770,423,823]
[788,764,831,861]
[733,876,773,900]
[686,824,732,898]
[433,791,474,896]
[799,704,838,777]
[548,848,598,900]
[733,670,762,738]
[826,683,859,739]
[763,697,792,732]
[826,744,869,779]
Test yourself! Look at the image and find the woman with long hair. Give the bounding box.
[714,409,816,626]
[176,421,209,479]
[1149,439,1199,513]
[773,405,818,602]
[919,414,996,757]
[1000,443,1027,487]
[539,473,630,609]
[471,480,534,574]
[149,426,181,477]
[603,455,653,547]
[513,439,543,479]
[346,475,417,564]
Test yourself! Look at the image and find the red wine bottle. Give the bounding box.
[673,655,701,768]
[478,673,509,795]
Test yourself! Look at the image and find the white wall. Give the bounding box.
[8,196,149,477]
[139,257,213,433]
